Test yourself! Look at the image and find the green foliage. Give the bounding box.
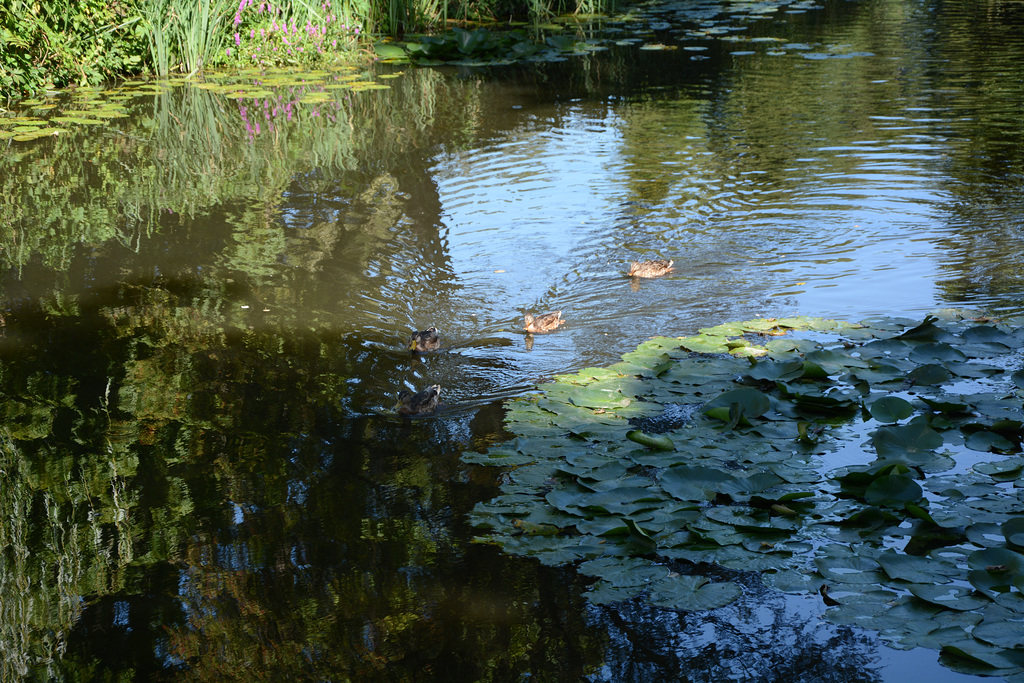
[0,0,145,99]
[217,0,364,69]
[466,312,1024,677]
[140,0,236,76]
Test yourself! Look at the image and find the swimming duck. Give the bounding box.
[524,311,565,334]
[397,385,441,415]
[408,326,440,352]
[627,259,674,278]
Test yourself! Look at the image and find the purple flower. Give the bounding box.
[234,33,241,46]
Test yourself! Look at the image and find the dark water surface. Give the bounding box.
[2,0,1024,679]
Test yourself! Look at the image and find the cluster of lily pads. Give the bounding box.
[0,67,393,142]
[465,311,1024,677]
[371,0,867,67]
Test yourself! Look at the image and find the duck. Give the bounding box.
[408,326,440,352]
[397,384,441,415]
[627,259,674,278]
[524,311,564,334]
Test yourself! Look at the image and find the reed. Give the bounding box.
[141,0,236,76]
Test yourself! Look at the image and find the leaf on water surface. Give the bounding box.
[908,584,990,611]
[876,550,959,584]
[626,429,674,451]
[964,430,1016,453]
[702,387,771,425]
[973,620,1024,649]
[814,554,886,584]
[869,396,915,423]
[678,334,731,354]
[908,363,955,385]
[864,474,924,507]
[659,465,739,502]
[1003,517,1024,548]
[872,421,944,458]
[910,342,968,364]
[973,458,1024,480]
[647,574,743,611]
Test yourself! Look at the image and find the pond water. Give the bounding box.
[2,0,1024,680]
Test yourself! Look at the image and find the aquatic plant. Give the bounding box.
[466,312,1024,677]
[220,0,364,69]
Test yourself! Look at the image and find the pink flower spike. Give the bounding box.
[250,28,255,38]
[226,47,232,56]
[234,12,242,25]
[234,33,241,46]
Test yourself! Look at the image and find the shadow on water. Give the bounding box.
[2,0,1024,679]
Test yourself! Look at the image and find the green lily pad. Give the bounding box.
[869,396,915,423]
[647,575,743,610]
[907,584,989,611]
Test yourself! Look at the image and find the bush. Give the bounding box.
[0,0,146,100]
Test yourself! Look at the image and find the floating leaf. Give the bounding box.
[869,396,914,423]
[865,474,924,507]
[964,430,1015,453]
[660,466,738,502]
[647,575,743,610]
[907,584,989,611]
[626,430,674,451]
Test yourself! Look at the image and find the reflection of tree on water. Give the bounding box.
[586,578,881,683]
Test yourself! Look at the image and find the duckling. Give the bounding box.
[397,385,441,415]
[627,259,674,278]
[524,311,564,334]
[408,326,440,352]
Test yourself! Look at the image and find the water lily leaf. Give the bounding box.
[568,386,632,409]
[578,556,669,587]
[626,429,675,450]
[962,326,1013,345]
[678,334,730,354]
[660,466,738,502]
[865,474,923,507]
[1003,517,1024,547]
[872,422,944,459]
[814,555,885,584]
[907,584,989,611]
[897,316,955,342]
[918,396,973,415]
[745,358,806,382]
[647,575,743,610]
[1012,370,1024,390]
[964,430,1016,453]
[869,396,914,423]
[703,388,771,419]
[876,550,958,583]
[973,620,1024,649]
[973,458,1024,480]
[968,547,1024,573]
[908,363,955,385]
[585,582,642,605]
[910,343,968,364]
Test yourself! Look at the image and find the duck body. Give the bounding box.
[524,311,564,334]
[409,326,440,352]
[397,385,441,415]
[628,259,674,278]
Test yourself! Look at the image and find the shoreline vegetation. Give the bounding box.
[0,0,619,103]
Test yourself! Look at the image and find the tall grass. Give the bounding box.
[141,0,236,76]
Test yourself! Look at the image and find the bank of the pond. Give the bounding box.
[0,0,625,101]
